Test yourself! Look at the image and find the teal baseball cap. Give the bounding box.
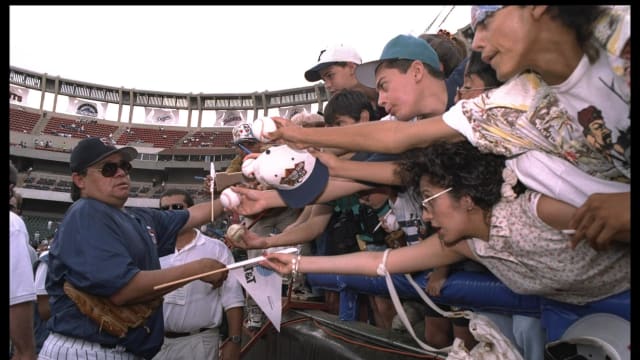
[355,34,441,88]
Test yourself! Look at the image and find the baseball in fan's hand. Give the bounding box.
[226,224,245,245]
[220,188,241,209]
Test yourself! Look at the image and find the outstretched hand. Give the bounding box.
[265,117,314,150]
[308,147,341,173]
[228,185,271,216]
[568,192,630,251]
[259,252,295,276]
[227,228,268,250]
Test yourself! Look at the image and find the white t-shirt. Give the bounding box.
[159,229,245,333]
[443,48,630,206]
[10,211,36,306]
[35,251,49,296]
[506,151,629,207]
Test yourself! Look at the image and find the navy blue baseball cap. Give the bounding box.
[70,137,137,173]
[355,34,441,88]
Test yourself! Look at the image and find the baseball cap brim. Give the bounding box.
[304,62,334,82]
[276,160,329,208]
[90,147,137,168]
[355,60,383,89]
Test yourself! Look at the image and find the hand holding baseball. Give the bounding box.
[220,188,241,209]
[225,223,246,246]
[251,116,278,143]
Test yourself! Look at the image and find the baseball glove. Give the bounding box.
[63,281,163,338]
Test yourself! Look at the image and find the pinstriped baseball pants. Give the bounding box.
[38,332,140,360]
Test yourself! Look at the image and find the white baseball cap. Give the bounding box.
[304,44,362,82]
[545,313,630,360]
[252,144,329,208]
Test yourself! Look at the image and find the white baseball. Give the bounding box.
[251,117,277,143]
[241,158,256,178]
[220,188,241,209]
[226,224,245,244]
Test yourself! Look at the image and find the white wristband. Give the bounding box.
[376,248,391,276]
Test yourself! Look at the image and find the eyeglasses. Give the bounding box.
[421,187,453,212]
[456,86,497,98]
[160,203,185,211]
[92,160,132,177]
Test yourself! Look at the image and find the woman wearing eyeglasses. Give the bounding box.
[260,140,630,309]
[41,137,230,360]
[260,140,630,360]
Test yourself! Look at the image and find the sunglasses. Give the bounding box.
[93,160,132,177]
[160,203,185,211]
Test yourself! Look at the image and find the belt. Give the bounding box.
[164,327,210,338]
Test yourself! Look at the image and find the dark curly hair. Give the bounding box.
[395,141,523,211]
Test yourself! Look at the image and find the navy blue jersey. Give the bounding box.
[46,198,189,359]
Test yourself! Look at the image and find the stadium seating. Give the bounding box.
[44,116,120,140]
[180,130,234,148]
[9,107,41,133]
[115,126,188,148]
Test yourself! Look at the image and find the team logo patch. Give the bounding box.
[280,161,307,187]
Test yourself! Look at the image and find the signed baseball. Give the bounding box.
[220,188,241,209]
[226,224,245,244]
[251,117,277,143]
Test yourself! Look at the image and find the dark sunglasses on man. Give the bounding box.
[93,160,132,177]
